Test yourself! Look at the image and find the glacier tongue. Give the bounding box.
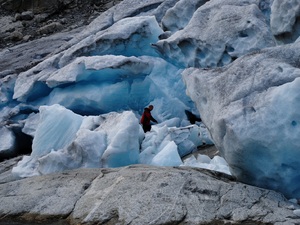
[2,0,300,199]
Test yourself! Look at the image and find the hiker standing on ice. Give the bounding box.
[140,105,157,133]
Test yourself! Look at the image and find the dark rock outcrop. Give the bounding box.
[0,0,123,49]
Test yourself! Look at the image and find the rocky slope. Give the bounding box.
[0,0,122,50]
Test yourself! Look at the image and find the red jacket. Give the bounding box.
[140,108,157,125]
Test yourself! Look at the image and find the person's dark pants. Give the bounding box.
[142,124,151,133]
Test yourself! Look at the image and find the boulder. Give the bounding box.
[0,16,23,39]
[10,30,23,41]
[20,11,34,21]
[38,22,64,35]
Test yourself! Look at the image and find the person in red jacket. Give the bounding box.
[140,105,157,133]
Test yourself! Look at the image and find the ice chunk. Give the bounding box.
[59,16,163,66]
[22,113,40,137]
[31,104,83,158]
[151,141,182,166]
[100,111,140,168]
[154,1,275,67]
[37,128,107,174]
[197,154,211,164]
[46,55,151,88]
[0,126,16,154]
[12,106,141,177]
[210,155,231,175]
[271,0,300,35]
[13,54,59,102]
[270,0,300,44]
[293,209,300,217]
[182,154,231,175]
[169,125,205,157]
[182,41,300,198]
[161,0,208,33]
[140,124,209,165]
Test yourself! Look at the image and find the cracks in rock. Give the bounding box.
[66,171,104,223]
[177,166,235,182]
[148,180,187,225]
[139,171,152,182]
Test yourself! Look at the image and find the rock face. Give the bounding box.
[0,0,123,49]
[0,158,300,224]
[0,28,81,76]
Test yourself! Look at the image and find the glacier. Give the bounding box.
[1,0,300,199]
[183,42,300,198]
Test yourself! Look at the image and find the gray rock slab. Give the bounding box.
[0,163,299,224]
[0,168,100,221]
[0,156,22,184]
[71,165,300,225]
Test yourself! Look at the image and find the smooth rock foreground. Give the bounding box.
[0,158,299,225]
